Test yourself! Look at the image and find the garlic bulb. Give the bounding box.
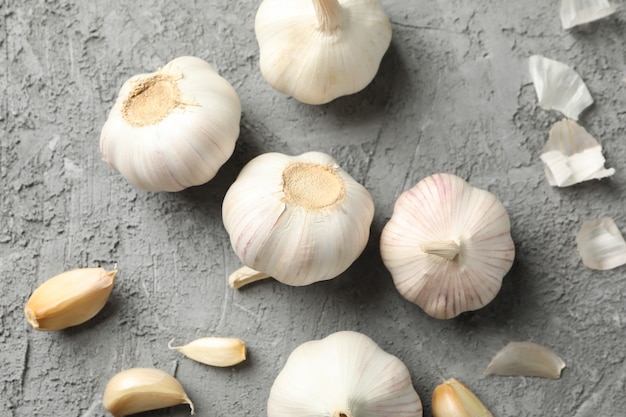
[484,341,566,379]
[268,331,423,417]
[560,0,619,29]
[255,0,392,104]
[432,378,493,417]
[100,56,241,192]
[576,217,626,270]
[541,119,614,187]
[528,55,593,120]
[380,173,515,319]
[222,151,374,287]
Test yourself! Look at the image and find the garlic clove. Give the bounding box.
[100,56,241,192]
[483,341,565,379]
[255,0,392,104]
[541,119,614,187]
[229,266,272,289]
[576,217,626,270]
[103,368,194,417]
[560,0,619,29]
[432,378,493,417]
[380,173,515,319]
[268,331,423,417]
[168,337,246,367]
[528,55,593,120]
[24,267,117,331]
[222,151,374,287]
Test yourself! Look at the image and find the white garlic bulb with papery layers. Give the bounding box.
[222,151,374,287]
[100,56,241,192]
[380,173,515,319]
[268,331,423,417]
[255,0,392,104]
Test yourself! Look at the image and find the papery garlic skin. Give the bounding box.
[484,341,566,379]
[528,55,593,120]
[268,331,423,417]
[255,0,392,104]
[100,56,241,192]
[432,378,493,417]
[169,337,246,367]
[222,151,374,286]
[24,267,116,331]
[380,173,515,319]
[103,368,194,417]
[560,0,619,29]
[576,217,626,270]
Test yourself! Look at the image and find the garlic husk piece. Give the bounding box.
[560,0,619,29]
[576,217,626,270]
[528,55,593,120]
[168,337,246,367]
[100,56,241,192]
[380,173,515,319]
[222,151,375,287]
[432,378,493,417]
[541,119,614,187]
[483,341,566,379]
[255,0,392,105]
[268,331,423,417]
[103,368,194,417]
[24,267,117,331]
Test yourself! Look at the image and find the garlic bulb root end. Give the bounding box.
[229,266,272,289]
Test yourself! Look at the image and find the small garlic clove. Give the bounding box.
[528,55,593,120]
[103,368,194,417]
[483,341,566,379]
[560,0,619,29]
[541,119,614,187]
[24,267,117,331]
[229,266,272,289]
[432,378,493,417]
[576,217,626,270]
[168,337,246,367]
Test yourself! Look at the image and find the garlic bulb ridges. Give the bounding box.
[223,151,374,287]
[432,378,493,417]
[103,368,194,417]
[24,267,117,331]
[255,0,392,104]
[268,331,423,417]
[100,56,241,192]
[169,337,247,367]
[380,173,515,319]
[483,341,565,379]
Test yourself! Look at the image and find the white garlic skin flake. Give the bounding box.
[380,173,515,319]
[100,56,241,192]
[576,217,626,270]
[255,0,392,104]
[483,341,566,379]
[560,0,619,29]
[268,331,423,417]
[222,151,374,287]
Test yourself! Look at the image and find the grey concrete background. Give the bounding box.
[1,0,625,416]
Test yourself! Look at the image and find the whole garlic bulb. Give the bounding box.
[380,173,515,319]
[268,331,423,417]
[222,151,374,287]
[255,0,392,104]
[100,56,241,192]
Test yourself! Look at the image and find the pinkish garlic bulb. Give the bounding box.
[380,173,515,319]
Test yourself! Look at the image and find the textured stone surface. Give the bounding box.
[1,0,625,416]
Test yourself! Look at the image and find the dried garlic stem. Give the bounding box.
[420,240,460,260]
[229,266,272,289]
[332,410,353,417]
[313,0,343,31]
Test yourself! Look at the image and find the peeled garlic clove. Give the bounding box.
[168,337,246,367]
[541,119,614,187]
[268,331,423,417]
[255,0,392,104]
[222,151,375,287]
[24,267,117,331]
[528,55,593,120]
[100,56,241,192]
[103,368,194,417]
[380,173,515,319]
[576,217,626,270]
[560,0,619,29]
[484,341,565,379]
[432,378,493,417]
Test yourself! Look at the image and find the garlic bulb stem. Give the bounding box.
[313,0,343,31]
[333,410,353,417]
[420,240,460,260]
[229,266,271,289]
